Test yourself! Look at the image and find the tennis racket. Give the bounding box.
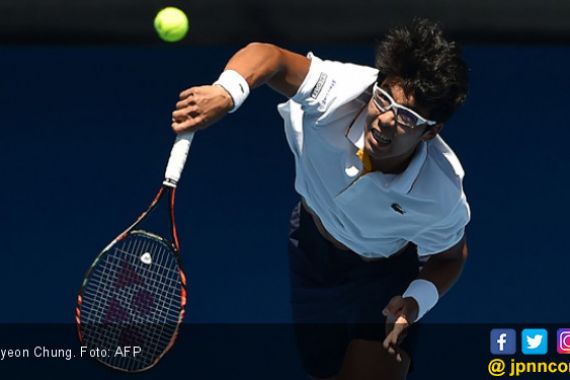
[76,131,195,372]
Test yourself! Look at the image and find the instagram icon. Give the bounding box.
[557,329,570,354]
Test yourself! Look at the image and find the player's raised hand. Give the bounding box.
[382,296,419,362]
[172,85,234,133]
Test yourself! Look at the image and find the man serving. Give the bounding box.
[172,18,470,380]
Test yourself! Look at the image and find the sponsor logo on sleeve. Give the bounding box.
[310,72,328,99]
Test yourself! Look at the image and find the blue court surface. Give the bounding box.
[0,45,569,379]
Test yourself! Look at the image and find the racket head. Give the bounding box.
[76,230,187,372]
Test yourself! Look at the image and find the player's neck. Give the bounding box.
[370,147,417,174]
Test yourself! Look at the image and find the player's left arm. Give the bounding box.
[382,236,468,360]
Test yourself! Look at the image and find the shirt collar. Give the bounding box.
[346,107,367,149]
[346,112,428,194]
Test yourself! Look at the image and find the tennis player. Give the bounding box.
[172,18,470,380]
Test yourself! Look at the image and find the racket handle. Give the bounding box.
[163,131,195,187]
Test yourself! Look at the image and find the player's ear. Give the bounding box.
[421,123,443,141]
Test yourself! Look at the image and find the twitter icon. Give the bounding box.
[522,329,548,355]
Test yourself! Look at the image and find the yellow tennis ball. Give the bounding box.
[154,7,189,43]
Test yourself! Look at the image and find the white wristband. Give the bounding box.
[213,70,250,113]
[402,279,439,322]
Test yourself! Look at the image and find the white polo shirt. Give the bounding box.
[277,53,470,258]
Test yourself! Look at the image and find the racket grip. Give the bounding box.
[163,131,195,187]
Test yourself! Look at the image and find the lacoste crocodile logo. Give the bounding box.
[391,203,406,215]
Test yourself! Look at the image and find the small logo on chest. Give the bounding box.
[391,203,406,215]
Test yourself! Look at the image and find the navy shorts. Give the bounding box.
[288,203,421,378]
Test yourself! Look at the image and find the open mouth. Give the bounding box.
[371,128,392,145]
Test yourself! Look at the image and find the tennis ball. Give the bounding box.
[154,7,189,43]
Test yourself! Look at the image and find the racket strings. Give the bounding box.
[84,237,180,322]
[82,244,178,370]
[80,232,184,371]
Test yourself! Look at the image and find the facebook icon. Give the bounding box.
[491,329,517,355]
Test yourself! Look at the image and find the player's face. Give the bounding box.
[364,78,441,165]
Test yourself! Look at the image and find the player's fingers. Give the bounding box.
[383,316,409,347]
[189,114,205,126]
[172,121,199,134]
[383,334,398,356]
[383,335,400,358]
[172,111,191,123]
[172,119,198,134]
[383,324,398,349]
[176,96,196,110]
[382,333,391,350]
[181,85,213,98]
[179,87,196,99]
[174,114,208,132]
[383,338,403,362]
[172,109,187,121]
[391,323,406,344]
[172,105,199,120]
[176,117,198,131]
[175,100,187,109]
[171,121,186,133]
[387,328,400,347]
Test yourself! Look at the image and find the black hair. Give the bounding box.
[375,18,469,123]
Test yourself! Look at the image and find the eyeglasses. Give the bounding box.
[372,83,437,128]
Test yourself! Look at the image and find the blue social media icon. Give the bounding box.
[522,329,548,355]
[491,329,516,355]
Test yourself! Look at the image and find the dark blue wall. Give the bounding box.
[1,45,569,378]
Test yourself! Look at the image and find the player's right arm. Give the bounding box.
[171,42,310,133]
